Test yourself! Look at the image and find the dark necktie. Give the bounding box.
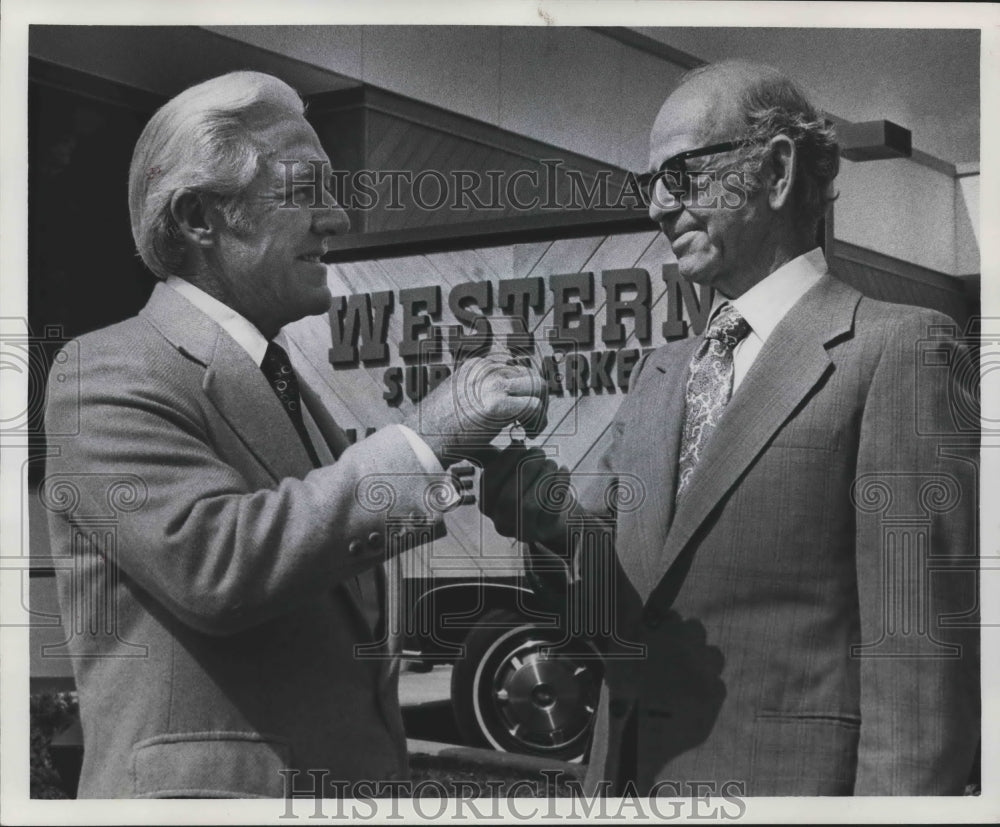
[676,303,751,499]
[261,341,321,468]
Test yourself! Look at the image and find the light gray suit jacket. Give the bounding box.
[575,273,978,795]
[42,283,442,797]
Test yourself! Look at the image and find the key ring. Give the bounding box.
[508,423,527,445]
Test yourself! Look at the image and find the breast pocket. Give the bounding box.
[769,425,841,452]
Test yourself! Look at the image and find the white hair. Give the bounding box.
[128,71,304,280]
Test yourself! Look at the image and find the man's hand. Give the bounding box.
[479,444,572,547]
[405,357,547,466]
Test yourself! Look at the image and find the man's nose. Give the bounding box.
[648,182,684,223]
[649,191,684,224]
[313,199,351,238]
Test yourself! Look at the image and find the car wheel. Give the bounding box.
[450,608,602,761]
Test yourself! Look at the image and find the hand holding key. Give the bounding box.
[404,355,547,466]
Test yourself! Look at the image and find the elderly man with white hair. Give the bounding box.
[42,71,545,799]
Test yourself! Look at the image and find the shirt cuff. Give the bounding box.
[395,424,443,474]
[393,424,463,510]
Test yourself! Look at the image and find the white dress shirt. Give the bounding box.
[165,275,446,476]
[712,247,827,392]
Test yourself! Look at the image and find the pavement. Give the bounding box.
[399,660,452,707]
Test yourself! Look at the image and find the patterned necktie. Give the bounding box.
[261,341,321,468]
[676,303,751,499]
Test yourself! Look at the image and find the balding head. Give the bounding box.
[655,59,839,232]
[655,59,768,140]
[647,60,839,296]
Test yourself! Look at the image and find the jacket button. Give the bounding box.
[367,532,382,547]
[643,609,662,629]
[609,698,629,718]
[348,539,363,555]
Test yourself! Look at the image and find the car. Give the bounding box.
[402,572,602,762]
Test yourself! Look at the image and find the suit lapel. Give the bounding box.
[624,341,697,597]
[283,347,390,642]
[297,373,352,460]
[651,274,861,586]
[140,282,313,482]
[142,283,384,638]
[203,336,316,481]
[288,350,380,628]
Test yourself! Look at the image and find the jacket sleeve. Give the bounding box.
[42,342,447,637]
[852,309,979,794]
[525,351,656,627]
[574,347,657,522]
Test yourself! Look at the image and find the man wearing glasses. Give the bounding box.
[480,60,978,795]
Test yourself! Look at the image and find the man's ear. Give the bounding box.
[170,188,217,247]
[766,134,797,212]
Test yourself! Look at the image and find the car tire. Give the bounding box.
[450,608,601,762]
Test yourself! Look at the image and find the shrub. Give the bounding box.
[30,690,79,799]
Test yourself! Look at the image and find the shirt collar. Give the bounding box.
[164,276,271,366]
[711,247,827,342]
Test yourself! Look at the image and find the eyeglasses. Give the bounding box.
[637,140,742,206]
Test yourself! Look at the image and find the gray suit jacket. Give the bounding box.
[575,273,978,795]
[42,283,442,797]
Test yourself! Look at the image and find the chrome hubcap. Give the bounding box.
[482,630,599,753]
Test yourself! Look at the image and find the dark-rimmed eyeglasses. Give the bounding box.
[637,140,743,206]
